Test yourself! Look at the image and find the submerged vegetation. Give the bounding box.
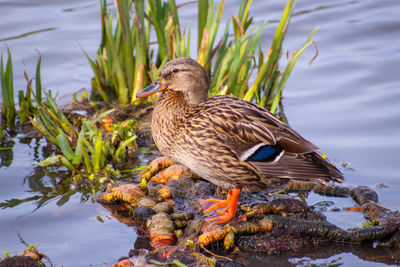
[98,162,400,266]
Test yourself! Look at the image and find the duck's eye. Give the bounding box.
[172,68,179,73]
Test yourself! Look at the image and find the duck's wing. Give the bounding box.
[202,96,343,182]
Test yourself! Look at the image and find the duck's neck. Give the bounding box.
[152,90,192,136]
[151,90,193,158]
[155,90,192,115]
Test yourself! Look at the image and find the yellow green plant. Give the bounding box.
[88,0,317,114]
[0,50,43,129]
[32,90,137,180]
[0,48,138,180]
[242,0,318,113]
[0,47,15,129]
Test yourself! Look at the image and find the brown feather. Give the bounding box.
[249,153,343,183]
[138,57,344,193]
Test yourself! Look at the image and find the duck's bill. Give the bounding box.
[136,80,164,98]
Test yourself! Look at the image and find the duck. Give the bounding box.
[136,57,343,224]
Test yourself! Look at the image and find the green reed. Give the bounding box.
[242,0,318,113]
[16,49,136,179]
[1,47,15,129]
[0,46,136,180]
[32,90,137,180]
[0,50,43,130]
[19,54,43,123]
[88,0,317,113]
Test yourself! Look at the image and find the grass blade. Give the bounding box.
[0,47,15,128]
[35,53,42,105]
[56,128,75,162]
[198,0,208,50]
[270,26,318,113]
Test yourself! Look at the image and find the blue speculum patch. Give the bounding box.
[248,145,279,161]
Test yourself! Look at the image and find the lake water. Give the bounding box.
[1,0,399,266]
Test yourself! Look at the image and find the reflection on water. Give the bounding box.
[0,28,57,42]
[0,136,46,168]
[247,244,398,267]
[0,166,76,210]
[1,0,400,266]
[275,0,359,23]
[0,139,14,167]
[0,138,88,210]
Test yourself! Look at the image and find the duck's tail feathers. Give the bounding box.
[249,152,344,183]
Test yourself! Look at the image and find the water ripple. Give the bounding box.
[0,27,57,42]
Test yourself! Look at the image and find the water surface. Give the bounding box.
[1,0,399,266]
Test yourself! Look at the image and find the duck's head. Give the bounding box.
[136,57,210,105]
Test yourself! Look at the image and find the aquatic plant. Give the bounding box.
[0,46,139,182]
[98,159,400,265]
[31,90,138,181]
[19,54,43,123]
[0,244,53,267]
[88,0,317,113]
[0,47,15,129]
[0,50,43,131]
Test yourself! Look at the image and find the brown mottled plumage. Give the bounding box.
[137,57,343,223]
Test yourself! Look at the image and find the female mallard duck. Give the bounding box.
[137,57,343,224]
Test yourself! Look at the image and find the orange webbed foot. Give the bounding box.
[201,198,230,213]
[200,188,241,224]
